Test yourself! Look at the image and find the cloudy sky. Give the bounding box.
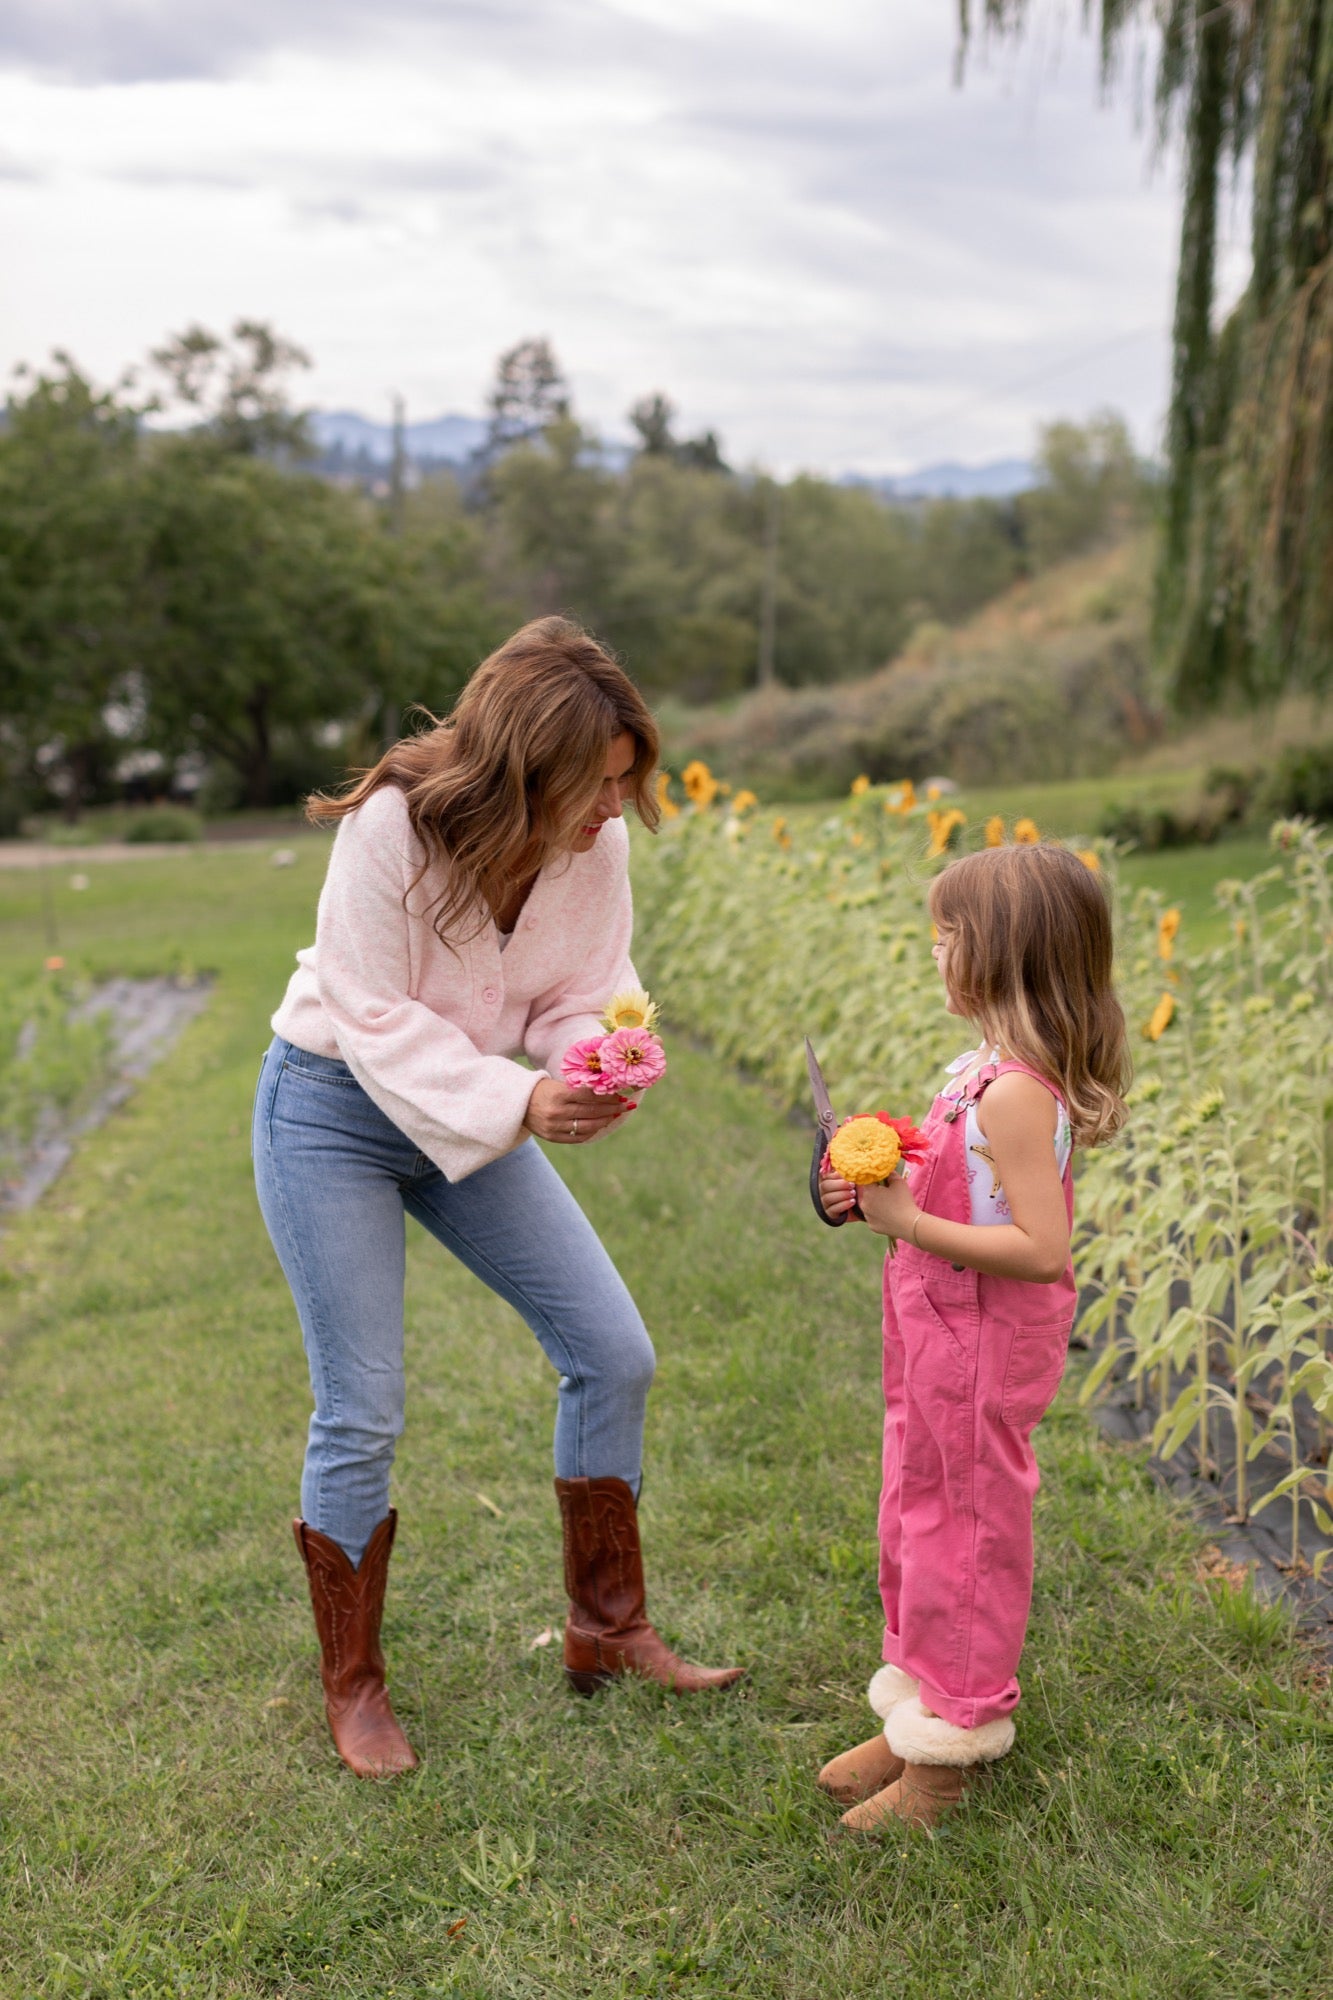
[0,1,1248,475]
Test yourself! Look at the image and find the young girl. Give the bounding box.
[817,843,1129,1832]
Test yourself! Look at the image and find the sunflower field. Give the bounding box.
[633,775,1333,1572]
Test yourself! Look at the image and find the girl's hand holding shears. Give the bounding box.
[818,1170,860,1223]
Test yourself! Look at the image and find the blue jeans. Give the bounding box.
[252,1037,655,1567]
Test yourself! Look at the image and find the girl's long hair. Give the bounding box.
[928,844,1130,1148]
[307,616,660,944]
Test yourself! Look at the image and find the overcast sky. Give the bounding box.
[0,1,1250,475]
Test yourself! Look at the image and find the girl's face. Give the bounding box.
[931,925,965,1016]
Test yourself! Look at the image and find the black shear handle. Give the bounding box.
[810,1127,861,1226]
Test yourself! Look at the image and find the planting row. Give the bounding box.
[632,775,1333,1569]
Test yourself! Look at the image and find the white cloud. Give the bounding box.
[0,1,1227,473]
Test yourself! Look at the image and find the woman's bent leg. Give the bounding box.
[404,1139,741,1694]
[253,1042,413,1567]
[402,1138,655,1487]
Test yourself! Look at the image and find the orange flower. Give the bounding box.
[850,774,871,797]
[1157,908,1181,961]
[654,771,680,820]
[984,815,1005,847]
[1013,817,1040,844]
[1075,849,1101,872]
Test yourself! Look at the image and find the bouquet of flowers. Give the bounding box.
[823,1111,929,1185]
[560,989,667,1097]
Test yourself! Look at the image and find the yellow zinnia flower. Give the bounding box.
[1157,907,1181,960]
[984,815,1005,847]
[829,1117,902,1184]
[1013,817,1040,844]
[1143,992,1176,1041]
[602,987,660,1034]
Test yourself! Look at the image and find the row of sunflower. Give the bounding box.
[635,766,1333,1570]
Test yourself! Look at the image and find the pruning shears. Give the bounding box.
[805,1037,858,1227]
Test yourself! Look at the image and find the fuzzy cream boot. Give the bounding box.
[837,1695,1015,1835]
[817,1665,919,1804]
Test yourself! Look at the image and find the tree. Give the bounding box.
[959,1,1333,705]
[0,359,152,816]
[485,338,570,456]
[150,319,313,457]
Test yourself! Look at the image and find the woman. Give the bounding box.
[254,617,742,1780]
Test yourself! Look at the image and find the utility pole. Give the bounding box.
[757,477,780,689]
[389,391,407,535]
[383,392,407,749]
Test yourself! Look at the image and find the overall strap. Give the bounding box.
[975,1058,1075,1192]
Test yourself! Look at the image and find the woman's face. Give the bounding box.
[567,730,637,853]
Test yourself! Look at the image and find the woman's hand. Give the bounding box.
[858,1175,920,1241]
[819,1170,860,1223]
[524,1076,635,1145]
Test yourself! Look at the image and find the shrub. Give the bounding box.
[1259,740,1333,825]
[122,805,204,844]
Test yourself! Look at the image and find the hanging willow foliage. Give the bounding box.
[959,2,1333,707]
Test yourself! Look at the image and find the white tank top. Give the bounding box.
[942,1047,1072,1228]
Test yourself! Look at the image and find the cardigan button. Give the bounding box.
[483,986,498,1004]
[526,915,539,929]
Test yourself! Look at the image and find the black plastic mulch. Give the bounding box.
[1077,1345,1333,1659]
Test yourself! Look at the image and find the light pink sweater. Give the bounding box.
[271,785,637,1182]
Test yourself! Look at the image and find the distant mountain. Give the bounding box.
[309,409,489,466]
[304,410,1037,498]
[845,458,1037,502]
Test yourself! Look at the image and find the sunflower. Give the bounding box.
[1143,992,1176,1041]
[1157,907,1181,960]
[984,815,1005,847]
[681,760,720,808]
[602,987,660,1034]
[1013,817,1040,844]
[655,771,680,820]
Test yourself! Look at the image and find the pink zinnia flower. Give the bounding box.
[561,1036,619,1095]
[598,1026,667,1091]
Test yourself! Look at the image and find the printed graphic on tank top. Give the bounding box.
[941,1045,1072,1227]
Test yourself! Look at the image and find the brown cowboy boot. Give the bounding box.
[293,1511,418,1778]
[554,1475,744,1695]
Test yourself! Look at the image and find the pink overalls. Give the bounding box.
[879,1057,1076,1731]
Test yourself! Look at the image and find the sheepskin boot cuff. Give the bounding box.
[868,1663,920,1719]
[884,1694,1015,1768]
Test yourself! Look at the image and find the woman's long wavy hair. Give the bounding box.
[307,617,661,945]
[928,844,1130,1148]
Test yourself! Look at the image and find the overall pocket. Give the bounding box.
[1000,1317,1074,1429]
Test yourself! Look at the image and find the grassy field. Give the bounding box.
[1,844,1330,1998]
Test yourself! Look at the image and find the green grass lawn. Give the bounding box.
[1,848,1329,1999]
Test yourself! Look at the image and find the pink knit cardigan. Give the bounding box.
[271,785,637,1182]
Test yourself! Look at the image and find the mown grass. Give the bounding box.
[0,847,1329,1999]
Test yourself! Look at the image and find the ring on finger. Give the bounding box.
[570,1118,579,1138]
